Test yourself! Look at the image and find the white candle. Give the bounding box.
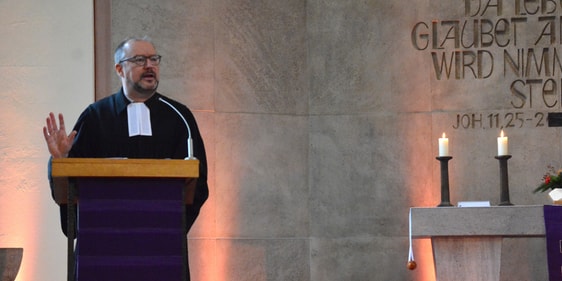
[438,132,449,156]
[497,130,508,156]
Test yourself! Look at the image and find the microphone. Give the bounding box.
[158,97,196,160]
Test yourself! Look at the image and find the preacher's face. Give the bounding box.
[116,40,160,99]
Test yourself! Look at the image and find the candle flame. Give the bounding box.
[500,130,504,137]
[442,132,446,138]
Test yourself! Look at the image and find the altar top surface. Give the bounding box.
[410,205,546,238]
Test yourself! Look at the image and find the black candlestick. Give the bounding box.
[436,156,453,207]
[495,155,513,206]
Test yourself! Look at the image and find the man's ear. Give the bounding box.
[115,63,124,78]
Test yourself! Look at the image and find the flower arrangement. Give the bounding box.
[534,165,562,193]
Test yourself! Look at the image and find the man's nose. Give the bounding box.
[145,59,158,68]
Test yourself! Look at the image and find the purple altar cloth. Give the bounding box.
[76,178,186,281]
[544,205,562,281]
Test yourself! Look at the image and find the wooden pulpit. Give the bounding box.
[51,158,199,281]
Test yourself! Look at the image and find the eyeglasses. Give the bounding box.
[119,55,162,66]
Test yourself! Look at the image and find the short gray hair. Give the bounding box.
[114,36,155,64]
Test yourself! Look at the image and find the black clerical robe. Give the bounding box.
[51,89,208,235]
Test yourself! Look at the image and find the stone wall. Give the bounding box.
[107,0,556,280]
[0,1,94,280]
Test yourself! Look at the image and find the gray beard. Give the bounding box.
[133,80,159,96]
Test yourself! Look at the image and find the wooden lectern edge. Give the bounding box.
[51,158,199,204]
[51,158,199,178]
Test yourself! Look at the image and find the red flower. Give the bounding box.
[546,175,551,184]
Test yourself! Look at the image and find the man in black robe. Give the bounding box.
[43,37,208,280]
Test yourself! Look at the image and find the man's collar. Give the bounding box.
[116,88,161,113]
[115,89,129,113]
